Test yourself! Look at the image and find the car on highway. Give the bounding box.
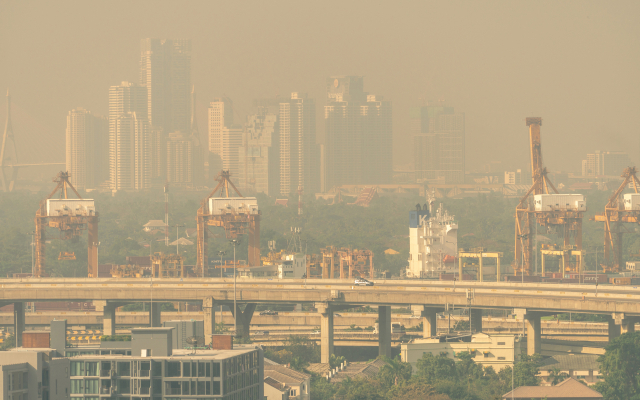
[259,310,278,316]
[355,278,374,286]
[311,330,320,334]
[410,315,421,319]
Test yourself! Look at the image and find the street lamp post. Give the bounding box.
[230,239,241,337]
[217,250,227,325]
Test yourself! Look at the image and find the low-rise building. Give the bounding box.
[502,377,603,399]
[263,364,310,400]
[65,328,264,399]
[401,333,522,372]
[539,354,602,386]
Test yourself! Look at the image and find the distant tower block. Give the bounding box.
[298,186,303,215]
[1,90,19,192]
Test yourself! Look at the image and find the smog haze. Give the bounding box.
[1,0,639,176]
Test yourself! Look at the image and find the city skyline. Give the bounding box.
[2,1,639,180]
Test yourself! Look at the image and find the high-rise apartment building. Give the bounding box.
[208,97,234,173]
[238,108,279,196]
[413,104,465,184]
[221,127,243,179]
[110,112,152,190]
[108,82,149,190]
[280,93,319,196]
[582,151,631,177]
[65,108,108,190]
[190,86,204,187]
[324,77,392,190]
[139,38,192,134]
[166,131,193,186]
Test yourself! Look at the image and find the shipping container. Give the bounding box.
[22,331,50,348]
[542,278,579,284]
[566,274,608,284]
[209,197,258,216]
[503,275,542,282]
[610,277,632,285]
[533,194,586,212]
[623,193,640,211]
[46,199,95,217]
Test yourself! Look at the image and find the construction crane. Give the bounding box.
[593,167,640,272]
[195,170,260,276]
[34,171,98,277]
[514,118,585,275]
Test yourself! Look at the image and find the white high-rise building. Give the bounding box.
[208,97,234,172]
[406,202,458,278]
[110,112,151,190]
[221,127,243,178]
[65,108,107,190]
[108,82,149,190]
[238,109,279,196]
[279,93,319,196]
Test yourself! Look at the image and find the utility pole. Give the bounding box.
[230,239,241,336]
[174,224,185,254]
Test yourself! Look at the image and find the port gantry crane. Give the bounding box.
[593,167,640,273]
[514,118,585,276]
[34,171,98,277]
[195,170,260,277]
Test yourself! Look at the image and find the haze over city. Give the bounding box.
[2,2,640,400]
[2,0,639,177]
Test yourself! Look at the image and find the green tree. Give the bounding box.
[595,332,640,400]
[415,352,457,384]
[547,367,569,385]
[330,354,346,369]
[377,356,412,386]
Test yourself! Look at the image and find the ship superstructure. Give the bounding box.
[406,198,458,278]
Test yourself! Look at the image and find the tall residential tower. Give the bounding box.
[323,76,392,190]
[65,108,108,190]
[280,93,319,196]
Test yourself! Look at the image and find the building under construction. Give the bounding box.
[306,246,374,279]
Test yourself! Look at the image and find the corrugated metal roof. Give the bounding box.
[539,354,600,372]
[502,377,603,399]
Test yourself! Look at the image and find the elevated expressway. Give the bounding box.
[2,278,639,362]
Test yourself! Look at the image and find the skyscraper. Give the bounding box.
[108,82,150,190]
[110,112,152,190]
[238,108,279,196]
[413,104,465,184]
[221,126,243,179]
[581,151,631,177]
[189,86,204,186]
[280,92,319,196]
[65,108,108,190]
[139,38,192,134]
[323,76,392,190]
[208,97,234,172]
[166,131,193,186]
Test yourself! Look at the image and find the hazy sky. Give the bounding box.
[1,0,639,178]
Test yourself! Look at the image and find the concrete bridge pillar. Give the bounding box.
[524,312,542,356]
[103,302,118,336]
[516,309,542,356]
[231,303,256,338]
[149,304,161,327]
[411,305,442,338]
[613,313,637,335]
[470,309,483,333]
[607,315,620,341]
[378,305,391,358]
[316,303,334,364]
[203,298,216,345]
[14,302,24,347]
